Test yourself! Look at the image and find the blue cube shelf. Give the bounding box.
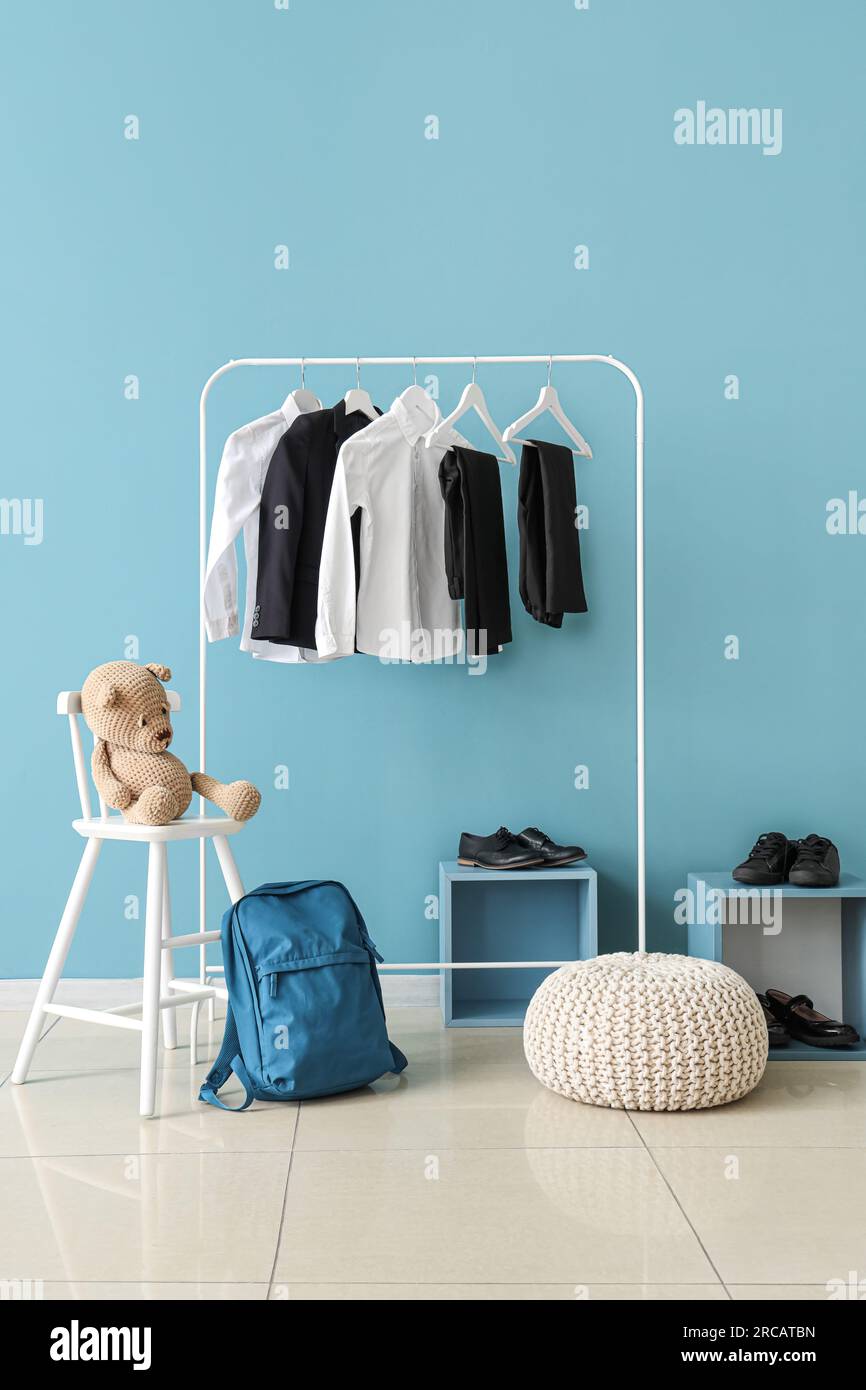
[439,861,598,1027]
[687,871,866,1061]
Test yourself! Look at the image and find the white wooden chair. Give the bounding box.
[11,688,243,1117]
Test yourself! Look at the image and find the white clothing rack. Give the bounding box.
[198,354,646,977]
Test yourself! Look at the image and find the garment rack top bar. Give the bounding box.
[201,355,644,437]
[207,354,628,367]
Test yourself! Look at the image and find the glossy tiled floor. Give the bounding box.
[1,1007,864,1302]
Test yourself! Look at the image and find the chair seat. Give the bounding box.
[72,814,244,843]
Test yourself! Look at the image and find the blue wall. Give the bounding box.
[2,0,864,977]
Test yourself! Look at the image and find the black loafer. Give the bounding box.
[732,832,796,886]
[457,827,543,870]
[788,835,840,888]
[764,989,860,1048]
[515,826,587,868]
[756,992,789,1047]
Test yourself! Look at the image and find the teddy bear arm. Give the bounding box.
[91,740,133,811]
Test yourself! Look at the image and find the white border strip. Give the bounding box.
[0,976,438,1010]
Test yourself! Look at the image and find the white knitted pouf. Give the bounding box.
[524,952,768,1112]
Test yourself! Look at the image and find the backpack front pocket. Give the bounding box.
[257,948,393,1098]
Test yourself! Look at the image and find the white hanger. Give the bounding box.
[424,358,517,465]
[289,358,321,414]
[503,357,592,458]
[394,375,439,432]
[343,358,378,420]
[390,361,438,431]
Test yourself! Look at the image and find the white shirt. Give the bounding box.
[316,388,467,662]
[204,394,320,663]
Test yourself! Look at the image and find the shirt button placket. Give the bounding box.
[410,444,425,660]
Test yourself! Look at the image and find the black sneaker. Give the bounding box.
[788,835,840,888]
[457,827,543,870]
[732,832,796,886]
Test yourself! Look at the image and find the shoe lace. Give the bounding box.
[749,834,783,863]
[493,826,513,847]
[796,836,830,863]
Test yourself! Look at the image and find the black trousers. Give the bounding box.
[517,440,588,626]
[439,446,512,657]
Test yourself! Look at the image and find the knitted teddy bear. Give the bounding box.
[81,660,261,826]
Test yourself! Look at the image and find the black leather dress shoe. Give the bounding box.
[756,993,789,1047]
[457,827,543,870]
[764,989,860,1048]
[515,827,587,867]
[788,835,840,887]
[732,832,795,886]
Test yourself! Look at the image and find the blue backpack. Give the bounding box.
[199,881,407,1110]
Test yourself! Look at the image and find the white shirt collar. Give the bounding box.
[280,391,321,428]
[389,387,441,445]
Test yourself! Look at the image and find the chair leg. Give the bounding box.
[213,835,245,904]
[199,840,214,1028]
[190,839,244,1059]
[139,842,166,1118]
[199,837,245,1049]
[159,858,177,1051]
[12,838,102,1084]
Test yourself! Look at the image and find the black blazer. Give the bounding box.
[253,400,376,649]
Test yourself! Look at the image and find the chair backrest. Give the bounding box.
[57,689,182,820]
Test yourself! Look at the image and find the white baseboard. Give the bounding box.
[0,980,145,1010]
[0,976,438,1010]
[380,974,439,1006]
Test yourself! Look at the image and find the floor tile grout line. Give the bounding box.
[33,1278,728,1287]
[14,1278,834,1295]
[33,1280,271,1287]
[266,1140,866,1151]
[256,1279,731,1288]
[0,1152,301,1161]
[266,1103,301,1297]
[265,1143,654,1153]
[0,1144,671,1161]
[5,1141,866,1159]
[577,1141,866,1150]
[624,1110,732,1300]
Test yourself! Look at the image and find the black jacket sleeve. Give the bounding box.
[253,419,309,642]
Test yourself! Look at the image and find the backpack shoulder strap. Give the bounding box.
[198,1006,256,1111]
[343,888,407,1077]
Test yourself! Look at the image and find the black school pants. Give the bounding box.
[517,439,588,626]
[439,446,512,657]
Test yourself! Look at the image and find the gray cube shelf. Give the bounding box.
[439,860,598,1027]
[687,871,866,1061]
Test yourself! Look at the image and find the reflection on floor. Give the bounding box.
[1,1006,864,1301]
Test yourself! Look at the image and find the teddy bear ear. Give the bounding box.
[100,683,121,709]
[144,663,172,683]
